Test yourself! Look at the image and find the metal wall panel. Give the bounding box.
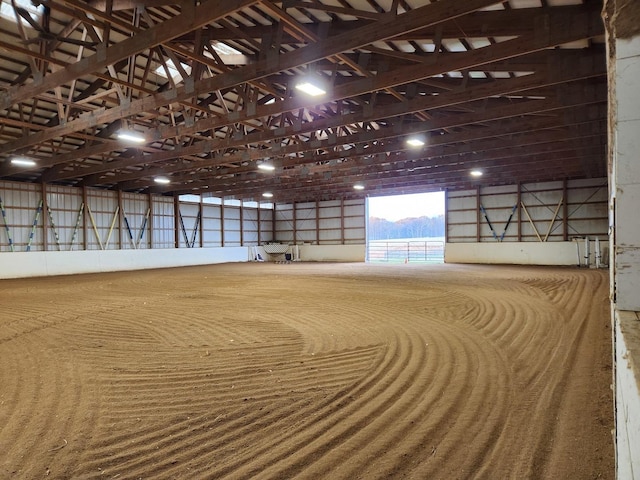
[201,205,221,247]
[45,184,84,251]
[178,203,200,248]
[86,189,119,250]
[0,180,364,253]
[152,197,175,248]
[223,206,242,246]
[121,192,150,250]
[243,207,259,246]
[447,179,608,243]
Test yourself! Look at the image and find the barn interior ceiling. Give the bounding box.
[0,0,606,203]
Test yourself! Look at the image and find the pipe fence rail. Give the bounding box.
[368,240,444,264]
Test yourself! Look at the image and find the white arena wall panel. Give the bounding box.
[0,247,249,279]
[445,241,580,265]
[273,199,366,246]
[202,204,222,247]
[152,196,175,249]
[445,179,609,266]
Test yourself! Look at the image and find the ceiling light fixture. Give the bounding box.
[406,138,425,147]
[154,176,171,184]
[258,163,275,172]
[295,80,326,97]
[10,157,36,167]
[262,192,274,198]
[470,169,483,177]
[353,184,365,190]
[117,130,146,143]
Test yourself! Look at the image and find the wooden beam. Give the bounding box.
[0,0,506,155]
[42,75,606,185]
[0,0,258,110]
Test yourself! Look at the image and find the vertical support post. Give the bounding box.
[240,200,244,246]
[173,195,180,248]
[563,178,568,241]
[517,182,522,242]
[220,202,225,247]
[476,186,481,242]
[340,198,345,245]
[199,198,204,248]
[584,235,590,267]
[41,182,48,251]
[257,204,261,245]
[272,203,276,242]
[292,201,297,245]
[82,185,88,250]
[315,200,320,245]
[117,190,124,250]
[148,192,154,249]
[444,189,449,243]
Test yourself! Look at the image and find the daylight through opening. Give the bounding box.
[367,192,445,264]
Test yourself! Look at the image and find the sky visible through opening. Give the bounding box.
[368,191,445,221]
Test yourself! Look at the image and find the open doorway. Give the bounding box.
[367,191,445,263]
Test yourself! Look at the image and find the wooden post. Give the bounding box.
[517,182,522,242]
[340,198,345,245]
[257,205,261,245]
[117,190,123,250]
[148,192,153,249]
[292,201,297,245]
[272,203,276,242]
[174,195,180,248]
[199,197,204,248]
[41,182,48,251]
[240,200,244,246]
[82,186,89,250]
[563,178,568,241]
[315,200,320,245]
[443,188,448,243]
[476,186,481,242]
[220,203,225,247]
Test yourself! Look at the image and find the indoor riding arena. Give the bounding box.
[1,0,639,479]
[1,263,614,478]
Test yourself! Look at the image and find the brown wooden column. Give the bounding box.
[563,178,568,241]
[41,182,48,251]
[240,201,245,246]
[148,192,154,249]
[443,188,448,243]
[117,190,123,250]
[220,203,225,247]
[476,186,481,242]
[82,185,89,250]
[292,201,297,244]
[174,195,180,248]
[517,182,522,242]
[199,198,204,248]
[340,198,345,245]
[257,205,261,245]
[315,200,320,245]
[272,203,276,242]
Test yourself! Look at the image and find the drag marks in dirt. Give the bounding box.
[0,264,613,479]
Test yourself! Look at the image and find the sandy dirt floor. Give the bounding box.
[0,263,614,479]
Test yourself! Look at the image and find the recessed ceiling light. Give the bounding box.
[117,130,146,143]
[10,157,36,167]
[258,163,275,172]
[406,138,425,147]
[353,184,365,190]
[154,176,170,184]
[262,192,274,198]
[295,81,326,97]
[470,170,483,177]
